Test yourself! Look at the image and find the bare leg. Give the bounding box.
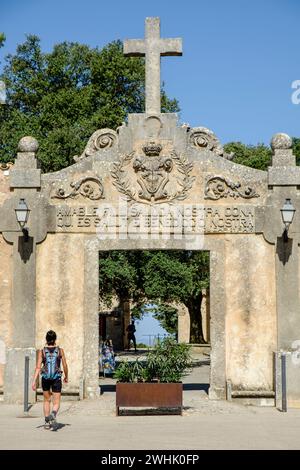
[52,392,61,416]
[43,391,51,417]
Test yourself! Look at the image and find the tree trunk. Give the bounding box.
[186,293,206,344]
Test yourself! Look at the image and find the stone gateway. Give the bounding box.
[0,17,300,406]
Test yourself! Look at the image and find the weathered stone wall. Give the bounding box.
[36,233,85,390]
[99,296,125,350]
[0,238,12,387]
[225,234,276,390]
[1,119,299,404]
[0,170,13,387]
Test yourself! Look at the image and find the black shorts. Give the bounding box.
[41,377,62,393]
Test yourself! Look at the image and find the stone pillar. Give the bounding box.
[0,137,52,403]
[83,238,100,399]
[209,245,226,400]
[201,289,210,343]
[177,303,190,343]
[260,133,300,406]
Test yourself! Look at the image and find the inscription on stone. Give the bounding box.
[56,206,102,229]
[56,204,255,234]
[204,206,254,233]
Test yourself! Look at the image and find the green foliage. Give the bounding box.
[136,343,148,349]
[152,304,178,335]
[224,139,300,171]
[99,251,143,305]
[0,33,5,49]
[114,337,192,383]
[99,250,210,341]
[114,358,147,383]
[0,36,179,171]
[224,141,272,171]
[141,251,209,305]
[146,337,192,382]
[292,137,300,166]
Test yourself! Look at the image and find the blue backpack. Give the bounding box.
[41,347,62,380]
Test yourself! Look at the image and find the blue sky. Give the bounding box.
[135,312,169,346]
[1,0,300,145]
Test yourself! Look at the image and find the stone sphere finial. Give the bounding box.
[18,136,39,153]
[271,133,292,151]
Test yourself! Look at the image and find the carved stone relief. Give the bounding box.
[204,176,259,200]
[73,129,118,162]
[0,162,14,172]
[111,141,195,204]
[189,127,234,160]
[51,176,105,200]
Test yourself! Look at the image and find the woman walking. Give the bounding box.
[32,330,68,429]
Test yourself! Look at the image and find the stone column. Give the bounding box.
[0,137,52,403]
[177,303,190,343]
[209,244,226,400]
[260,133,300,406]
[201,289,210,343]
[83,238,100,398]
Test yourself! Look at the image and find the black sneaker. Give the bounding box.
[44,416,51,430]
[48,412,57,428]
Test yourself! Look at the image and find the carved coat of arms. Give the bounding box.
[111,142,194,204]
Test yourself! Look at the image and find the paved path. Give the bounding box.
[1,353,300,449]
[1,400,300,450]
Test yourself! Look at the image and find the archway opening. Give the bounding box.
[98,250,211,393]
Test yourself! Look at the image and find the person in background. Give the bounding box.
[100,338,116,376]
[126,320,137,353]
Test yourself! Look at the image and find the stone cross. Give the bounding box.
[124,17,182,115]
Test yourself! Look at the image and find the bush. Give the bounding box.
[136,342,148,349]
[114,337,192,383]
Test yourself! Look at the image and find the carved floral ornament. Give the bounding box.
[205,176,259,200]
[51,176,105,201]
[73,129,118,162]
[189,127,234,160]
[111,141,195,204]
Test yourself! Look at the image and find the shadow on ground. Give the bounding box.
[36,423,71,432]
[100,384,116,394]
[118,407,182,416]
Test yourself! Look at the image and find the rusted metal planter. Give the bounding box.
[116,382,183,416]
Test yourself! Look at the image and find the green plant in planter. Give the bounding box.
[114,338,192,383]
[147,337,192,383]
[114,359,147,383]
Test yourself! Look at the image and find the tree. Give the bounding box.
[292,137,300,166]
[0,36,179,171]
[0,33,6,104]
[224,141,272,171]
[140,251,209,343]
[224,139,300,171]
[99,250,210,343]
[99,251,142,305]
[0,33,5,49]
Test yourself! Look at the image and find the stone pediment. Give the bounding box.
[44,114,266,208]
[35,114,267,238]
